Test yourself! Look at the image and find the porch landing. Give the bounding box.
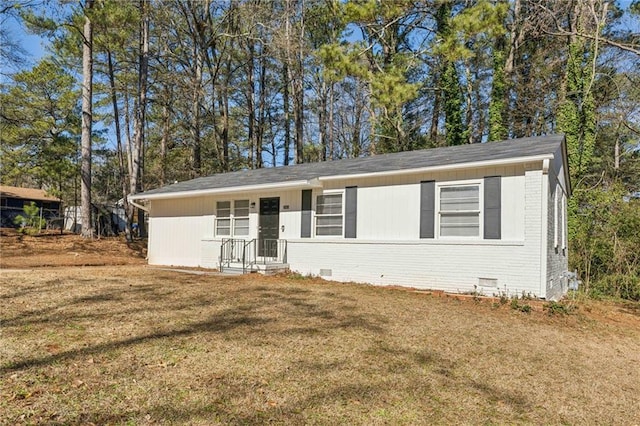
[221,262,290,275]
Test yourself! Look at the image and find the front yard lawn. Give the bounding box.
[1,266,639,424]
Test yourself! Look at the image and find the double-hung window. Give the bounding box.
[233,200,250,236]
[439,184,480,237]
[315,193,343,236]
[216,200,249,236]
[216,201,231,236]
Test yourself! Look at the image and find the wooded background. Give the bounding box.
[1,0,639,299]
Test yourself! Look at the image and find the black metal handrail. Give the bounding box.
[257,239,287,264]
[219,238,245,272]
[221,238,287,273]
[242,239,255,274]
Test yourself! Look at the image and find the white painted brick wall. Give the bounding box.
[285,170,545,297]
[546,174,569,300]
[146,168,549,297]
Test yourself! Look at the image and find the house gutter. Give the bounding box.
[128,198,149,212]
[317,154,555,182]
[128,179,322,202]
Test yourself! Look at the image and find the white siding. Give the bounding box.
[145,162,550,297]
[320,164,526,241]
[501,174,525,240]
[357,184,420,240]
[148,190,303,268]
[148,197,215,267]
[285,168,545,297]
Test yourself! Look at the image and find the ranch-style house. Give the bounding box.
[129,134,571,300]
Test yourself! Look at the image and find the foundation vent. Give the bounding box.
[478,277,498,288]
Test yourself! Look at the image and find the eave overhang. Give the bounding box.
[128,152,556,203]
[128,179,323,202]
[317,153,554,182]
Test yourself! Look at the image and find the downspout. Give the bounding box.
[539,159,550,299]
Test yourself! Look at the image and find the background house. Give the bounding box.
[63,204,127,235]
[0,186,62,228]
[130,135,571,300]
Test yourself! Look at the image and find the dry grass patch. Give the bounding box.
[0,228,146,269]
[1,266,639,425]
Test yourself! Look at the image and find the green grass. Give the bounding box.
[1,266,639,425]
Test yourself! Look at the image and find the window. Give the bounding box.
[316,193,343,236]
[216,199,250,236]
[233,200,250,236]
[216,201,231,236]
[439,185,480,237]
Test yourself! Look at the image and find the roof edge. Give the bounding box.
[129,179,322,201]
[130,153,554,201]
[318,153,554,182]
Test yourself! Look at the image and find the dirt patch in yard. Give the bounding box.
[0,228,146,268]
[1,265,639,425]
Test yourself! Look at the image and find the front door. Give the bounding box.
[259,197,280,257]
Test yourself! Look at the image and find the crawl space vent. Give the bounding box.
[478,277,498,288]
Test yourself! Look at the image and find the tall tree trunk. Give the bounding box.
[328,81,335,160]
[221,52,231,172]
[191,43,203,177]
[246,41,256,168]
[127,0,149,241]
[464,62,473,144]
[319,79,327,161]
[294,0,305,164]
[283,0,294,165]
[80,0,94,238]
[352,101,362,158]
[430,86,441,144]
[489,32,508,142]
[256,42,267,169]
[283,61,291,166]
[107,49,132,242]
[160,98,169,185]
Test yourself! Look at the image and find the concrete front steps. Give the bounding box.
[220,262,289,275]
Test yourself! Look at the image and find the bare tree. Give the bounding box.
[80,0,95,238]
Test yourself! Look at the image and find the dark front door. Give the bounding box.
[259,197,280,257]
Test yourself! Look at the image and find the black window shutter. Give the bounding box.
[420,181,435,239]
[345,186,357,238]
[484,176,501,239]
[301,189,312,238]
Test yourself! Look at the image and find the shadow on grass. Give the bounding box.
[2,279,388,374]
[2,271,541,425]
[1,305,271,373]
[0,281,61,300]
[1,284,167,328]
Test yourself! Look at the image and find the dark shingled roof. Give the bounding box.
[136,135,565,197]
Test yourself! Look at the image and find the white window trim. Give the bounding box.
[215,199,251,238]
[314,189,344,238]
[436,180,483,239]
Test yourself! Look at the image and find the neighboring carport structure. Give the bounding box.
[0,185,62,228]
